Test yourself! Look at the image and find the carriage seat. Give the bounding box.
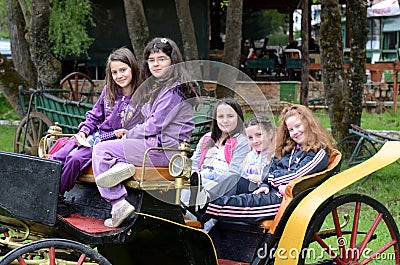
[78,165,174,189]
[184,149,342,230]
[258,149,342,234]
[41,153,175,187]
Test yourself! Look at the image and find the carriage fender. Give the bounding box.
[134,212,219,265]
[274,141,400,264]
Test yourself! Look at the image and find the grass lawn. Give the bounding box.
[0,125,15,152]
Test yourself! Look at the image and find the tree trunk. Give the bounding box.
[29,0,61,90]
[123,0,149,62]
[175,0,199,60]
[5,0,36,85]
[0,54,31,117]
[345,0,367,131]
[320,0,347,141]
[216,0,243,99]
[17,0,31,24]
[300,0,309,106]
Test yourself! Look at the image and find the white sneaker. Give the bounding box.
[202,218,217,233]
[104,201,135,228]
[183,210,198,221]
[96,163,136,188]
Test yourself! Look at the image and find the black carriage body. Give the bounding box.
[0,152,218,264]
[0,151,61,226]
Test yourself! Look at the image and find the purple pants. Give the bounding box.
[92,137,173,203]
[49,137,92,195]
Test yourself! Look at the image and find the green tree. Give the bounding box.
[0,0,94,116]
[0,0,8,38]
[217,0,243,98]
[320,0,367,141]
[123,0,149,62]
[242,10,284,40]
[175,0,199,61]
[345,0,368,134]
[49,0,94,59]
[320,0,348,140]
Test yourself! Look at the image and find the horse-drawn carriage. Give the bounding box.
[2,132,400,264]
[1,66,399,264]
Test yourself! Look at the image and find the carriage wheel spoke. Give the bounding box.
[77,253,87,265]
[359,239,398,265]
[17,257,27,265]
[358,213,382,256]
[313,233,346,265]
[49,246,56,265]
[350,202,361,249]
[332,208,347,261]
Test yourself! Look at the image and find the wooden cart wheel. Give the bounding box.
[14,112,53,156]
[336,135,378,169]
[0,238,111,265]
[336,135,377,184]
[300,194,400,265]
[60,72,96,104]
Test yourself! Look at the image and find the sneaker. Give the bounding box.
[183,210,198,221]
[104,201,135,228]
[202,218,217,233]
[96,163,136,188]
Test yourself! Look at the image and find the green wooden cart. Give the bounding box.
[14,72,99,156]
[14,87,95,156]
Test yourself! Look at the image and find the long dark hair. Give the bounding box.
[132,37,198,108]
[104,47,141,106]
[208,98,245,147]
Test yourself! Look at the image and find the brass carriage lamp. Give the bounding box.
[48,122,63,138]
[169,139,192,204]
[169,139,192,179]
[39,122,63,158]
[47,122,63,148]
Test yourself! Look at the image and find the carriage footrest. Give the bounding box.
[58,214,118,234]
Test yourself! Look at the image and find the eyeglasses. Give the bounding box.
[147,56,170,64]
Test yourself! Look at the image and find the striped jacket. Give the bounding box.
[261,146,329,190]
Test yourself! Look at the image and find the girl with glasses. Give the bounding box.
[92,37,199,228]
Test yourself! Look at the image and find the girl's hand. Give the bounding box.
[246,174,262,183]
[75,132,86,146]
[114,129,128,138]
[278,184,287,195]
[252,187,269,194]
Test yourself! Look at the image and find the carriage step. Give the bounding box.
[58,214,118,234]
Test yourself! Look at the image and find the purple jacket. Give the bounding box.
[78,86,131,139]
[124,83,194,150]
